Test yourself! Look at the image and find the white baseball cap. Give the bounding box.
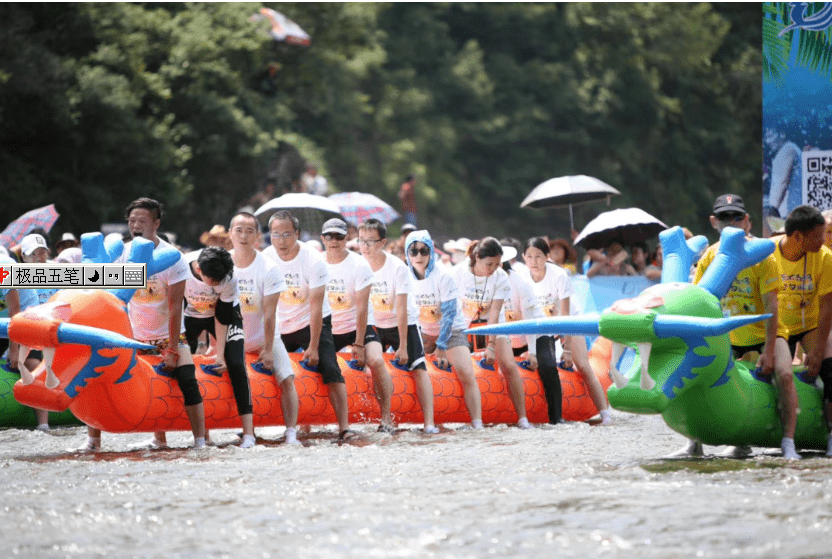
[21,234,48,256]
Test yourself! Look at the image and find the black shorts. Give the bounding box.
[26,349,43,361]
[731,342,766,361]
[332,326,381,352]
[374,324,426,371]
[787,330,811,359]
[281,315,344,384]
[184,316,215,354]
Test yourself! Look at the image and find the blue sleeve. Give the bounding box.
[436,299,457,350]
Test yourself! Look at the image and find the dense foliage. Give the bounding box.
[0,3,761,246]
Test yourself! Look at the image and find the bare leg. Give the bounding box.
[568,335,609,413]
[184,403,206,440]
[773,337,797,439]
[496,337,527,421]
[279,375,298,429]
[411,367,436,428]
[327,382,350,433]
[448,345,482,423]
[366,342,393,426]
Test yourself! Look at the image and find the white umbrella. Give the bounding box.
[521,175,621,230]
[254,193,343,237]
[573,208,667,250]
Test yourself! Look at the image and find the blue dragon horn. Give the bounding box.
[697,227,775,300]
[109,238,182,304]
[653,314,772,340]
[660,226,708,284]
[465,315,601,337]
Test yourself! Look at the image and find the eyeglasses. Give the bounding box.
[408,246,431,257]
[323,233,346,241]
[270,231,296,240]
[358,238,382,246]
[717,213,745,223]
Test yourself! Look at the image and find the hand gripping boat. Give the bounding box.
[2,234,613,433]
[468,226,829,451]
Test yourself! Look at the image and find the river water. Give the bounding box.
[1,412,830,559]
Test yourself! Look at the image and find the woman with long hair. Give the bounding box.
[501,250,562,424]
[454,237,531,428]
[523,237,612,425]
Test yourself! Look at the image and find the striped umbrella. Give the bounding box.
[329,192,400,225]
[0,204,60,249]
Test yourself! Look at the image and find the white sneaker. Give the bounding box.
[423,425,440,434]
[517,417,532,429]
[666,440,703,458]
[284,427,301,445]
[599,409,612,426]
[130,437,168,450]
[192,437,207,450]
[781,438,799,461]
[36,424,50,433]
[239,435,256,449]
[720,445,752,458]
[72,438,101,453]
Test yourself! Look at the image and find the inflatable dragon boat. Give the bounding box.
[1,233,612,432]
[469,226,829,451]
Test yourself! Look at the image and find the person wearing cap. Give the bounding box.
[321,218,395,432]
[263,210,358,442]
[523,237,612,425]
[20,234,59,305]
[405,229,483,429]
[443,237,472,266]
[454,237,531,428]
[773,205,832,456]
[1,252,48,431]
[199,225,234,251]
[673,195,803,459]
[229,211,299,445]
[54,233,79,256]
[78,197,206,452]
[359,218,438,433]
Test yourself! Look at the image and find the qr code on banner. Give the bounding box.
[804,150,832,211]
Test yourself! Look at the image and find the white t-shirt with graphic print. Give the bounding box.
[118,238,189,342]
[264,242,331,334]
[325,251,376,335]
[368,253,419,328]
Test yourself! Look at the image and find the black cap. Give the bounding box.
[321,218,348,235]
[713,194,746,215]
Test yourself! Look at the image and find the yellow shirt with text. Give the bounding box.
[771,237,832,336]
[694,242,787,346]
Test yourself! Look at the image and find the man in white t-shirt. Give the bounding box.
[321,218,394,431]
[229,212,299,445]
[263,210,356,442]
[359,219,437,434]
[79,198,206,452]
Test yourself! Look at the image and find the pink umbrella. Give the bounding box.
[250,8,311,46]
[0,204,59,248]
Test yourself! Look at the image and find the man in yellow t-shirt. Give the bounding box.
[688,194,798,460]
[772,205,832,457]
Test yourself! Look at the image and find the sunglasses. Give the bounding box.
[717,213,745,222]
[408,246,431,257]
[323,233,346,241]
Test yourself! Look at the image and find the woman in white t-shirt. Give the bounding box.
[500,252,564,425]
[454,237,530,429]
[523,237,611,424]
[406,230,483,429]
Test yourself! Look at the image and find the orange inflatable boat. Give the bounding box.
[6,289,612,433]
